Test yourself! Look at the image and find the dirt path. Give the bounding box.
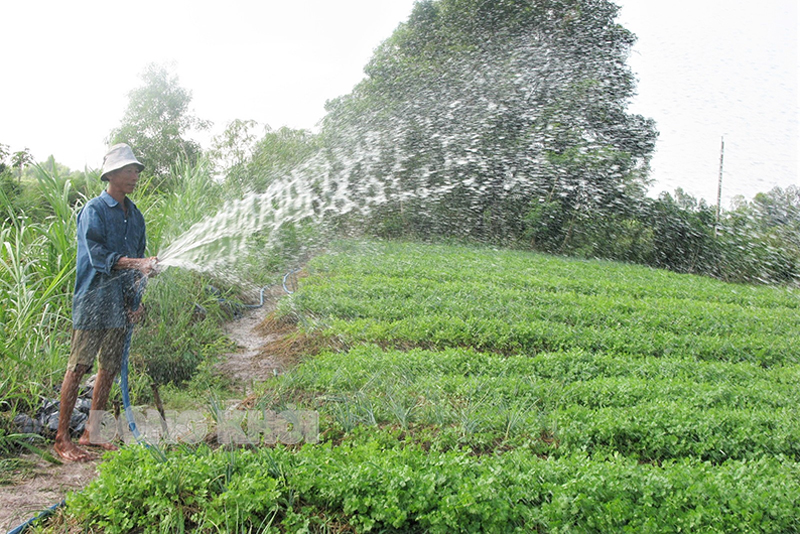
[0,453,98,532]
[214,285,290,394]
[0,285,294,532]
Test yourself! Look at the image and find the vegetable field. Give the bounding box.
[66,240,800,533]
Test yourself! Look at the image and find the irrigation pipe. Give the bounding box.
[239,284,273,309]
[283,269,299,294]
[119,324,165,461]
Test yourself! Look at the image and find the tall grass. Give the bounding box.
[0,167,87,411]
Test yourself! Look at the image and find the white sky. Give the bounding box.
[618,0,798,205]
[1,0,797,207]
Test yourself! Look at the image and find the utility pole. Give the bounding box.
[715,136,724,237]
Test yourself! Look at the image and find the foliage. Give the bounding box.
[207,119,261,193]
[0,143,19,201]
[67,442,800,534]
[209,121,320,195]
[135,157,226,256]
[0,171,79,410]
[109,63,211,190]
[10,147,33,185]
[645,190,720,275]
[519,185,800,284]
[716,185,800,283]
[131,269,231,388]
[247,126,320,193]
[292,241,799,366]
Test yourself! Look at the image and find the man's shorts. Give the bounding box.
[67,328,128,375]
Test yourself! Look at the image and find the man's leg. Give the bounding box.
[78,367,118,450]
[54,364,95,462]
[79,327,126,450]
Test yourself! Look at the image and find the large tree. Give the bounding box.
[109,63,210,188]
[320,0,657,242]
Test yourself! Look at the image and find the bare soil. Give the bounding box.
[214,284,290,393]
[0,453,97,532]
[0,284,300,532]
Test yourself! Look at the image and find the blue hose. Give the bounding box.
[119,324,141,440]
[118,297,166,462]
[240,284,272,309]
[215,269,298,311]
[6,500,65,534]
[282,269,299,294]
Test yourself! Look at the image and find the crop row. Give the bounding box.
[69,441,800,533]
[290,242,800,366]
[268,345,800,462]
[314,241,800,309]
[283,345,800,408]
[283,344,799,387]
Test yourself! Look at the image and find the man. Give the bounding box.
[54,143,159,462]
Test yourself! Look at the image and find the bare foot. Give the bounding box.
[78,434,119,451]
[54,440,96,462]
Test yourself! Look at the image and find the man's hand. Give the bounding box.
[115,256,160,277]
[139,256,160,278]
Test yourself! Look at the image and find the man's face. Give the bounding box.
[107,164,141,194]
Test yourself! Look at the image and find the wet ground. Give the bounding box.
[214,285,287,392]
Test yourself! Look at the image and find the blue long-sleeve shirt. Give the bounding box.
[72,191,147,329]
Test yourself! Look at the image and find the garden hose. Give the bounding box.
[6,500,65,534]
[282,269,299,294]
[118,280,166,462]
[211,268,298,311]
[119,324,143,442]
[240,284,272,309]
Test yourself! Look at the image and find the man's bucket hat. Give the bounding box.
[100,143,144,181]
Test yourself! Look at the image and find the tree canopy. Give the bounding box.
[109,63,210,188]
[320,0,658,242]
